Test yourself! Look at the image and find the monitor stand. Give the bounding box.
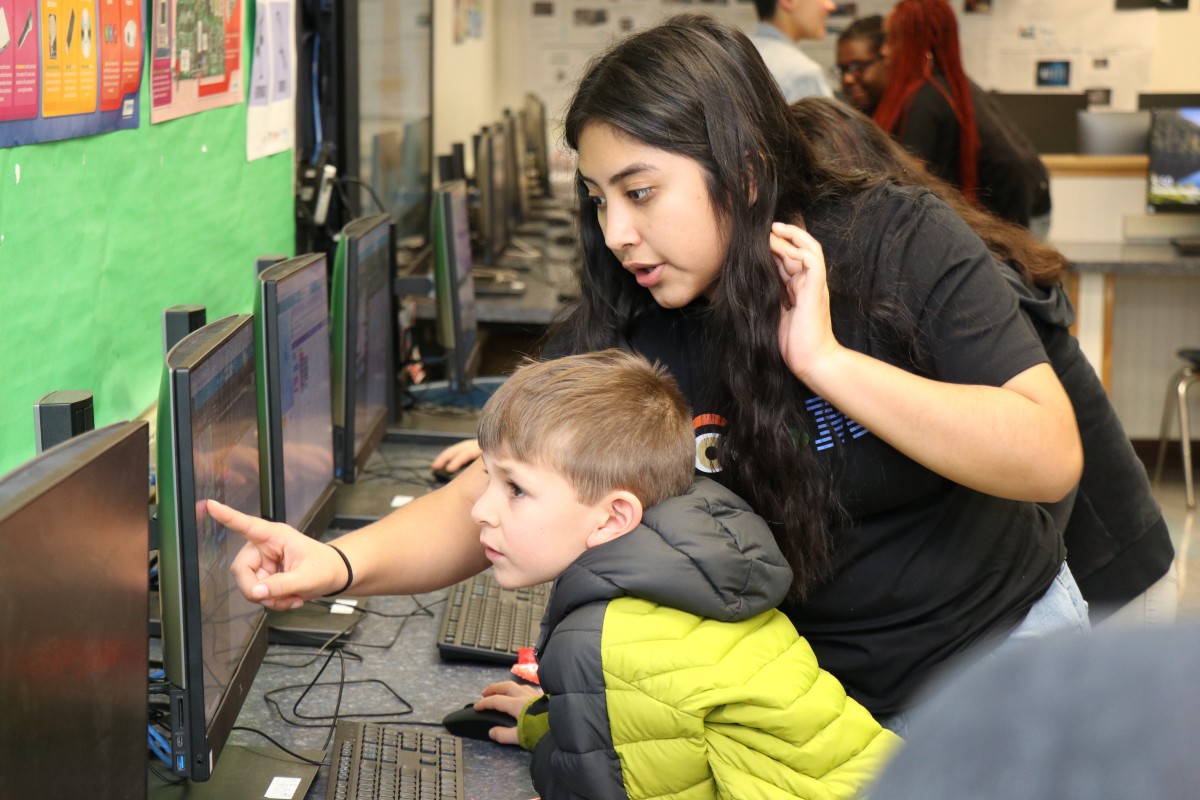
[147,744,321,799]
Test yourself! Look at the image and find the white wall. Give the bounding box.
[431,0,499,168]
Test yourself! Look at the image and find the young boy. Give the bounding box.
[467,349,899,800]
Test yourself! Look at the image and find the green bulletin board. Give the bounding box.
[0,13,294,475]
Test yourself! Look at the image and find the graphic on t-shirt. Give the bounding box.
[804,397,867,452]
[693,413,726,474]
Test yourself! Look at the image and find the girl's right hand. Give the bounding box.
[769,221,841,382]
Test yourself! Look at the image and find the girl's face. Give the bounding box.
[577,122,728,309]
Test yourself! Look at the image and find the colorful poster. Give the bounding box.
[0,0,141,147]
[245,0,292,160]
[150,0,243,123]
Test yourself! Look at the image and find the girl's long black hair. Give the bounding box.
[550,14,879,598]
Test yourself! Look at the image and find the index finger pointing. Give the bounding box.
[206,498,276,544]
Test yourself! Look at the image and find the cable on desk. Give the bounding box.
[147,758,184,786]
[229,725,330,767]
[263,633,365,669]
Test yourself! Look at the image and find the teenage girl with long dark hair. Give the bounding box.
[210,15,1087,731]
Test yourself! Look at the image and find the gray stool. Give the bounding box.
[1153,348,1200,508]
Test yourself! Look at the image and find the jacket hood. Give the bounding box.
[999,261,1075,328]
[540,476,793,643]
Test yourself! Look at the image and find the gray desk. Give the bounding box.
[1053,239,1200,396]
[1055,240,1200,276]
[228,587,536,800]
[411,244,579,328]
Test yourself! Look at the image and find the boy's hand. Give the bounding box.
[477,680,544,745]
[207,498,346,609]
[431,439,482,473]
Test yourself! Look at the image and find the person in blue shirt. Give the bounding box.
[749,0,835,102]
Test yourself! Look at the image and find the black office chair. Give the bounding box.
[1153,348,1200,508]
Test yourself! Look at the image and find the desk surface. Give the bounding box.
[1055,240,1200,275]
[412,240,579,328]
[230,588,536,800]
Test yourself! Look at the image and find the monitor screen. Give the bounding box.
[489,126,510,258]
[1076,110,1151,156]
[432,179,479,393]
[257,254,337,536]
[1148,107,1200,214]
[157,314,267,781]
[474,127,509,265]
[0,421,150,799]
[524,93,551,196]
[504,110,530,225]
[330,213,393,481]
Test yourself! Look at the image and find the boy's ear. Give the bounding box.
[586,490,643,548]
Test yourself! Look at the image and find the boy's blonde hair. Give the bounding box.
[477,349,694,507]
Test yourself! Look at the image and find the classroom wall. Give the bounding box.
[0,13,294,475]
[431,0,499,167]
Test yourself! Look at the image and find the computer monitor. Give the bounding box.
[503,109,531,225]
[432,179,480,394]
[370,129,402,220]
[524,93,552,197]
[156,314,266,781]
[1076,110,1152,155]
[0,421,150,799]
[330,213,394,482]
[474,127,510,265]
[256,253,337,536]
[1147,107,1200,214]
[988,91,1089,154]
[1138,93,1200,112]
[396,117,432,244]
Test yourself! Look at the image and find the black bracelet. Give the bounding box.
[323,544,354,596]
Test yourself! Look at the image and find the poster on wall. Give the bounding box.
[149,0,243,123]
[0,0,143,148]
[245,0,293,160]
[453,0,481,43]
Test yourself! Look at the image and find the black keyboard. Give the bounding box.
[326,720,463,800]
[436,571,550,663]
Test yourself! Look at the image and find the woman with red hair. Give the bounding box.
[874,0,979,199]
[873,0,1050,229]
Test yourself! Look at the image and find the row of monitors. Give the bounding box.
[370,94,552,258]
[0,197,476,793]
[989,92,1200,214]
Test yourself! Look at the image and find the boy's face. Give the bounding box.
[471,452,613,588]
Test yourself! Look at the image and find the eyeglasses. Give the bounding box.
[832,58,881,79]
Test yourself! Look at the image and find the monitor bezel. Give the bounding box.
[159,313,268,781]
[433,179,480,393]
[257,253,337,538]
[331,213,394,482]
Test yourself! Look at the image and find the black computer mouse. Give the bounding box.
[441,704,516,741]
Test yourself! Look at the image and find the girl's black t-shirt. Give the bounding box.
[551,183,1064,717]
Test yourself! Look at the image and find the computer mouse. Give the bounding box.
[442,704,516,741]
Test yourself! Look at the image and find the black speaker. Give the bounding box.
[437,154,455,184]
[255,254,289,275]
[162,305,207,356]
[33,390,95,453]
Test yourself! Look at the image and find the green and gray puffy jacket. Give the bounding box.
[516,476,901,800]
